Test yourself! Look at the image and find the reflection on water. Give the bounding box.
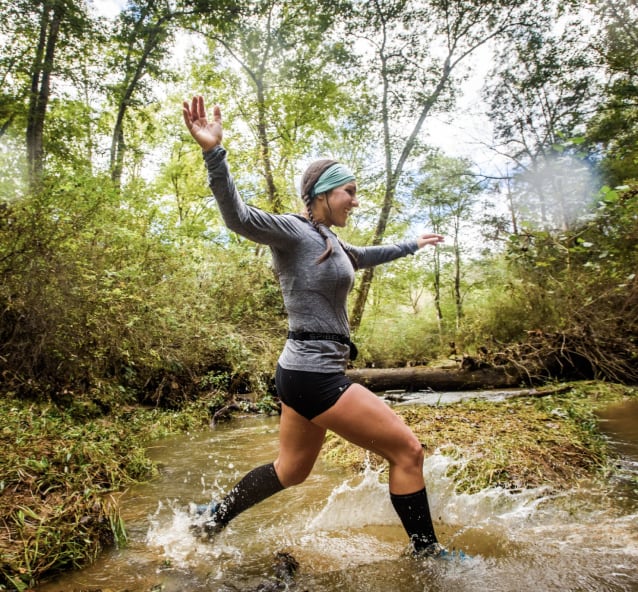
[598,399,638,504]
[37,398,638,592]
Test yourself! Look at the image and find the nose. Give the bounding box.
[351,195,360,207]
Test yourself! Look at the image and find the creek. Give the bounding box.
[37,394,638,592]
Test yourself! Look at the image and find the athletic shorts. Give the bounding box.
[275,363,353,420]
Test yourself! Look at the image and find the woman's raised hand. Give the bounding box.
[182,96,222,152]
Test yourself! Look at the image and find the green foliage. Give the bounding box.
[490,184,638,382]
[460,276,556,346]
[586,0,638,186]
[358,313,444,367]
[0,397,151,589]
[0,166,285,404]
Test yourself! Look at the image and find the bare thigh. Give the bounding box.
[274,402,327,487]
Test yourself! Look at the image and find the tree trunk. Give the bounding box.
[256,81,282,212]
[109,7,170,186]
[454,233,462,328]
[109,49,151,186]
[110,119,125,186]
[346,365,524,392]
[506,171,518,234]
[433,247,444,346]
[26,0,65,186]
[349,59,452,332]
[350,181,394,330]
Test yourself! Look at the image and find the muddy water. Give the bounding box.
[37,398,638,592]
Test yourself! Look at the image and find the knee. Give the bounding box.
[396,435,424,470]
[274,460,312,488]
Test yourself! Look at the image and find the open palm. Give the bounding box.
[182,96,222,151]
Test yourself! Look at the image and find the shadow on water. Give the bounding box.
[37,396,638,592]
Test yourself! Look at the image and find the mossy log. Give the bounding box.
[345,365,524,392]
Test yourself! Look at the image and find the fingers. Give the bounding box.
[182,96,223,151]
[212,104,222,124]
[195,95,205,120]
[421,233,444,241]
[182,101,192,128]
[183,96,222,125]
[416,233,445,249]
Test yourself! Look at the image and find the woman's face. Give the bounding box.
[315,181,359,227]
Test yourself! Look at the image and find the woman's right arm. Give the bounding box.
[203,146,300,245]
[183,96,299,247]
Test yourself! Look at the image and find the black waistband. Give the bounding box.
[288,331,349,344]
[287,331,358,361]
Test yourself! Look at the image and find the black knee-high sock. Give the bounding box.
[212,462,284,527]
[390,487,438,551]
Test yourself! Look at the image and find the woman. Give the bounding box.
[183,96,447,557]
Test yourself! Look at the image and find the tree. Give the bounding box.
[193,0,354,212]
[0,0,31,142]
[484,7,599,231]
[0,0,90,186]
[106,0,177,187]
[412,152,482,329]
[348,0,545,331]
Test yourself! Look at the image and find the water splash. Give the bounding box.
[308,451,551,534]
[37,411,638,592]
[424,450,551,526]
[308,461,396,530]
[145,499,243,569]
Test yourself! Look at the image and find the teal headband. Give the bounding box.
[311,163,355,197]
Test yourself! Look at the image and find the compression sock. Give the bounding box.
[390,487,439,552]
[209,462,284,529]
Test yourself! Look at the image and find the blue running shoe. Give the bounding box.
[417,543,471,561]
[190,502,224,538]
[194,501,219,517]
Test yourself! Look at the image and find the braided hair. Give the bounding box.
[301,159,359,268]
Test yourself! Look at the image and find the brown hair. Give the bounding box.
[301,159,359,268]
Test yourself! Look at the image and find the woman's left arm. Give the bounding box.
[348,233,444,269]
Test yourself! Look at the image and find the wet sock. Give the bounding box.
[212,462,284,527]
[390,487,438,552]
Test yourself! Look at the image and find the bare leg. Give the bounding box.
[273,403,327,487]
[312,383,425,494]
[203,383,438,551]
[311,383,438,551]
[200,403,325,532]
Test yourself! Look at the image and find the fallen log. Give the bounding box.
[345,365,524,392]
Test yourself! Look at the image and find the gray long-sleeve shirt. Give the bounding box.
[204,146,419,373]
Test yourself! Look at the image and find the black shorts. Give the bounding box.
[275,364,353,420]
